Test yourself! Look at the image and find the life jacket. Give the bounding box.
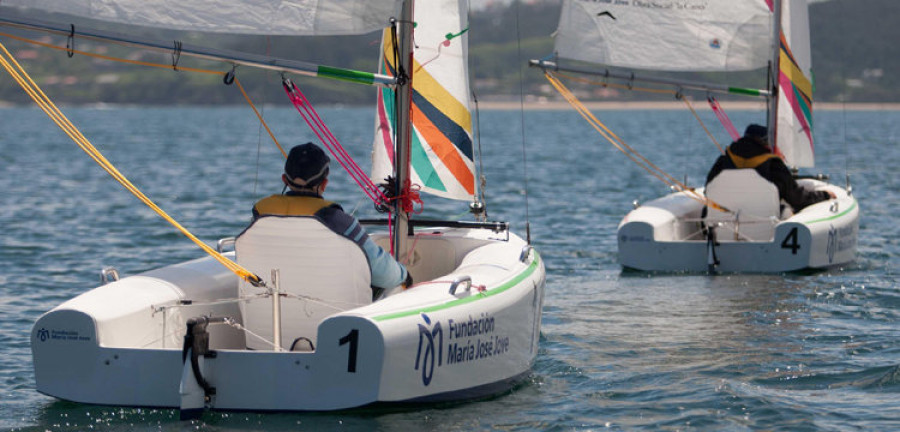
[726,148,781,169]
[253,194,335,217]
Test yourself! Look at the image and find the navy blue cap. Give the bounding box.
[744,124,768,140]
[284,142,330,188]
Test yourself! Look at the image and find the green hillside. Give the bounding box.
[0,0,896,105]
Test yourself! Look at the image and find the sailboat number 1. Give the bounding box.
[339,329,359,373]
[781,227,800,254]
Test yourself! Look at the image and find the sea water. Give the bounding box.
[1,106,898,431]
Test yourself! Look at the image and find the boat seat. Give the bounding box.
[235,216,371,350]
[705,169,780,241]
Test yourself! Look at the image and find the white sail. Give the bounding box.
[371,0,475,201]
[554,0,772,72]
[0,0,402,35]
[774,0,815,168]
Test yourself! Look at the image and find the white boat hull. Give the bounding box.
[31,227,545,411]
[617,179,859,273]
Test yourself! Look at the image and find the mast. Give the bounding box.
[392,0,414,260]
[767,0,783,150]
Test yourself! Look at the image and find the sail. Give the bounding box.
[371,0,476,201]
[554,0,772,72]
[0,0,402,36]
[774,0,815,168]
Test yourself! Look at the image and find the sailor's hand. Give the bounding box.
[402,272,414,289]
[826,190,837,199]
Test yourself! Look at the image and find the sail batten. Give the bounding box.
[0,0,402,36]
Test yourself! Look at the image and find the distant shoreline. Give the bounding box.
[475,100,900,111]
[2,100,899,111]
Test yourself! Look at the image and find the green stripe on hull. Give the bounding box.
[373,251,541,322]
[805,200,857,224]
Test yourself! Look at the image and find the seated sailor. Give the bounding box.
[705,124,834,214]
[252,142,411,296]
[237,142,410,350]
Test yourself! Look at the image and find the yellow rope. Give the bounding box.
[544,71,730,213]
[554,70,726,156]
[680,96,724,155]
[235,78,287,158]
[0,40,263,286]
[2,31,289,159]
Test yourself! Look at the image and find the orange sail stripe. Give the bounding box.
[411,103,475,194]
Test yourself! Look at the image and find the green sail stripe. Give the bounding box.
[373,251,541,322]
[792,84,813,128]
[411,127,447,192]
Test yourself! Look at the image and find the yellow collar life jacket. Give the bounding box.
[726,148,781,169]
[253,194,335,217]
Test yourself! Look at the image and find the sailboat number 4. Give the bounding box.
[339,329,359,373]
[780,227,800,254]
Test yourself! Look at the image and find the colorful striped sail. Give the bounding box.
[774,0,815,168]
[371,0,476,202]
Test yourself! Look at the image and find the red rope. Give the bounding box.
[396,179,423,214]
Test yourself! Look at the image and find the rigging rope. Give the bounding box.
[681,95,724,155]
[0,31,222,76]
[556,69,727,156]
[281,79,426,219]
[514,0,533,243]
[708,96,740,144]
[234,77,287,158]
[544,71,730,213]
[0,39,264,287]
[282,78,388,206]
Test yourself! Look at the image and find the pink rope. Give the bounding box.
[283,80,383,203]
[282,79,398,253]
[708,97,741,141]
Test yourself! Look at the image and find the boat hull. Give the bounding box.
[31,228,545,411]
[617,179,859,273]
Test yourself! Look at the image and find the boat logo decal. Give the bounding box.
[34,327,91,342]
[827,225,837,263]
[825,223,857,264]
[415,314,443,386]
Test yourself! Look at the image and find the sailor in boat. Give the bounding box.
[704,124,835,216]
[250,142,412,300]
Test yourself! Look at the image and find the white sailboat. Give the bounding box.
[2,0,545,416]
[532,0,858,273]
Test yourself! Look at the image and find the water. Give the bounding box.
[1,106,898,431]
